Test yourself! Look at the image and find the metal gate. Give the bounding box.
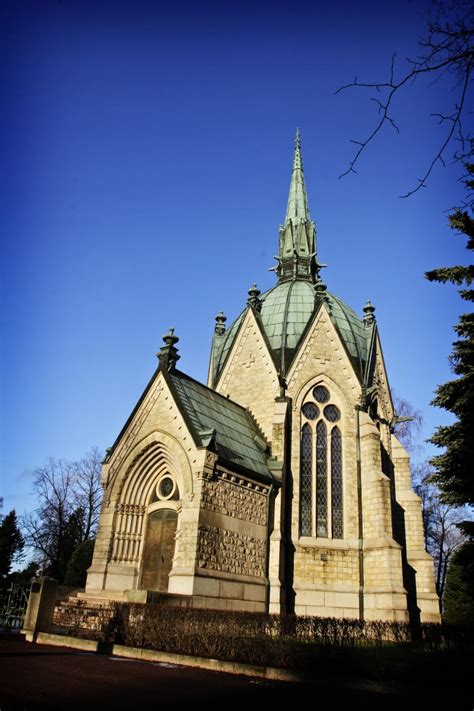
[0,582,31,631]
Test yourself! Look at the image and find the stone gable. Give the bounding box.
[287,305,361,404]
[215,309,279,441]
[103,372,198,504]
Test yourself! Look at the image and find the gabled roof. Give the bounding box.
[165,369,275,484]
[210,280,371,386]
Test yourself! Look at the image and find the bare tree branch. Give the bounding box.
[337,6,473,198]
[21,449,102,581]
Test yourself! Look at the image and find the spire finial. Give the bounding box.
[247,283,262,311]
[363,300,376,326]
[157,327,180,370]
[214,311,227,336]
[295,126,301,148]
[285,128,310,224]
[291,127,304,176]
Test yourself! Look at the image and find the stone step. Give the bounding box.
[59,596,115,608]
[76,590,127,603]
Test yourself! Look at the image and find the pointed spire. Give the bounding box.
[285,128,311,225]
[272,130,318,283]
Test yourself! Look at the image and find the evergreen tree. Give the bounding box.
[442,541,474,624]
[64,539,95,587]
[426,163,474,535]
[0,510,24,577]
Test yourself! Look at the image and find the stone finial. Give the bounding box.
[157,327,180,371]
[363,300,376,326]
[214,311,227,336]
[314,276,327,298]
[314,276,330,311]
[247,283,262,311]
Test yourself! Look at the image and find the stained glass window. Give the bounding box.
[316,420,328,537]
[331,427,343,538]
[302,402,319,420]
[300,388,344,540]
[300,423,312,536]
[324,404,341,422]
[313,385,330,403]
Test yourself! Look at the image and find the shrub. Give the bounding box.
[53,601,474,673]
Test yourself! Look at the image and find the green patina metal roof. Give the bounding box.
[260,280,315,350]
[166,370,274,482]
[211,280,370,384]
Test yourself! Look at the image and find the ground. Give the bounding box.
[0,633,471,709]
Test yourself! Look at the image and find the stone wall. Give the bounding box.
[198,472,269,580]
[197,525,266,578]
[200,476,267,526]
[294,544,359,586]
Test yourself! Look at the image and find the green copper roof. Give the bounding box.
[211,281,370,384]
[167,370,274,482]
[260,280,315,350]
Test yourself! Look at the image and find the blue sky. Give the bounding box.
[1,0,471,516]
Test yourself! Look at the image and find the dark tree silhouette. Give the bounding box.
[0,510,24,577]
[22,447,102,582]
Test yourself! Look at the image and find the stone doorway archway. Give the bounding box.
[140,509,177,592]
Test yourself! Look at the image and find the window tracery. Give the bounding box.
[300,386,343,538]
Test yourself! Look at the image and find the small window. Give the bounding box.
[324,404,340,422]
[313,385,330,403]
[302,402,319,420]
[156,475,178,501]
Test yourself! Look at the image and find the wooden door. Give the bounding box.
[140,509,177,592]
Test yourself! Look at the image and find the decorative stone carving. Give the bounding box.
[197,525,265,577]
[201,476,267,525]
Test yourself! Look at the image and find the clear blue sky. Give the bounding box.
[1,0,471,517]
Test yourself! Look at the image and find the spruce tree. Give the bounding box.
[426,163,474,535]
[0,510,24,577]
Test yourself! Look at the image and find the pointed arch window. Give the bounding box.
[299,387,344,539]
[300,424,312,536]
[331,427,343,538]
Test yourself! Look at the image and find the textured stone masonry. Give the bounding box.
[197,525,266,578]
[201,477,267,526]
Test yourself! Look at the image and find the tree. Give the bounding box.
[412,463,465,602]
[22,447,102,583]
[426,164,474,535]
[8,561,40,586]
[337,1,473,202]
[64,539,95,587]
[0,510,24,578]
[442,540,474,623]
[391,393,423,454]
[72,448,103,541]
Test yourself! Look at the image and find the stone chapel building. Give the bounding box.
[85,132,440,623]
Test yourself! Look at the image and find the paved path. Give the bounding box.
[0,633,468,709]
